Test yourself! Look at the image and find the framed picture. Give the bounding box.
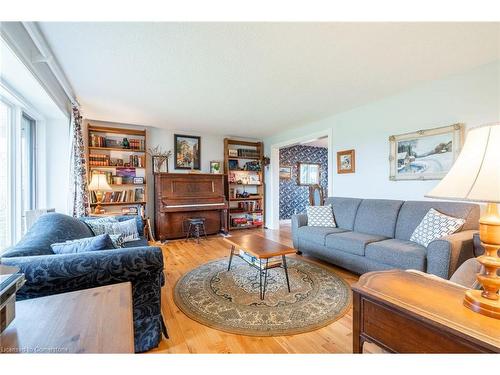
[228,149,238,157]
[389,124,464,181]
[133,177,144,184]
[210,161,222,174]
[279,166,292,180]
[174,134,201,170]
[337,149,355,174]
[228,159,240,170]
[298,163,320,185]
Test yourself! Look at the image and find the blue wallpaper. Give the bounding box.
[279,145,328,220]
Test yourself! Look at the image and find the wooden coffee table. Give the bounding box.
[224,234,296,300]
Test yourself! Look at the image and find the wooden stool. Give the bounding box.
[185,217,208,243]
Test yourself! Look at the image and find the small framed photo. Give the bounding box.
[228,159,239,170]
[133,177,144,184]
[228,149,238,157]
[279,166,292,180]
[337,149,355,174]
[210,161,222,174]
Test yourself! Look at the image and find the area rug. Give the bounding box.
[173,257,352,336]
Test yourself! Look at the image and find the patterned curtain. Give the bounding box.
[69,106,90,217]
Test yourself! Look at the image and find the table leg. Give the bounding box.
[262,258,269,300]
[259,259,263,299]
[282,255,291,293]
[227,245,235,271]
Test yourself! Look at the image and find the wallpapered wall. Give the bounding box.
[279,145,328,220]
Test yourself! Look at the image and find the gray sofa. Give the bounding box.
[291,197,480,279]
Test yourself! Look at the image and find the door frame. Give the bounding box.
[267,128,333,230]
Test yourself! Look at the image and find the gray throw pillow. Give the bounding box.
[51,234,114,254]
[306,205,337,227]
[410,208,465,247]
[111,219,140,242]
[109,234,125,248]
[85,217,119,236]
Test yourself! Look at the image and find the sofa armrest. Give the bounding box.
[1,246,164,300]
[291,213,308,248]
[426,230,477,279]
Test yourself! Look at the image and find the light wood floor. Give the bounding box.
[149,223,359,354]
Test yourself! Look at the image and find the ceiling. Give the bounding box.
[38,22,500,138]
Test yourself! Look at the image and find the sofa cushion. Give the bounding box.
[296,226,348,246]
[122,237,149,248]
[50,234,115,254]
[353,199,404,238]
[325,231,388,256]
[395,201,479,240]
[324,197,362,230]
[365,239,427,271]
[1,213,94,258]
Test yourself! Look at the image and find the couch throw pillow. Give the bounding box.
[51,234,114,254]
[306,205,337,227]
[410,208,466,247]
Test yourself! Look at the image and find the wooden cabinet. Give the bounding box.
[352,270,500,353]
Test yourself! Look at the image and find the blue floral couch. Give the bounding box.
[1,213,166,353]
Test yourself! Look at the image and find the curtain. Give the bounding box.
[69,106,90,217]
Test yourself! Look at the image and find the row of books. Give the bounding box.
[91,170,113,185]
[129,155,145,168]
[89,134,145,150]
[89,154,110,166]
[90,188,145,204]
[238,250,281,269]
[231,213,263,227]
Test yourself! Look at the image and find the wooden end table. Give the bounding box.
[0,283,134,353]
[224,234,296,300]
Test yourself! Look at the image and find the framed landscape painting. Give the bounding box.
[389,123,464,181]
[174,134,201,170]
[279,166,292,180]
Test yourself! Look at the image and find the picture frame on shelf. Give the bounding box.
[228,159,239,170]
[174,134,201,170]
[389,124,463,181]
[228,149,238,157]
[210,161,222,174]
[337,149,355,174]
[133,177,144,184]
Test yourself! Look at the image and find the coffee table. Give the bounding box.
[224,234,296,300]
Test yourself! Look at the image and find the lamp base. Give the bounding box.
[463,202,500,320]
[464,289,500,319]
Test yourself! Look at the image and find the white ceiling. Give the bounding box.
[38,22,500,138]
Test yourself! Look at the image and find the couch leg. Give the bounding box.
[296,250,303,255]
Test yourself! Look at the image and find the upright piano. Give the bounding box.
[154,173,228,240]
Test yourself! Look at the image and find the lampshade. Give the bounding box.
[88,174,112,191]
[426,123,500,203]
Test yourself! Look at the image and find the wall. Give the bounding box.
[265,61,500,224]
[279,145,328,219]
[84,119,258,219]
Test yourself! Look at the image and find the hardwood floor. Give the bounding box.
[149,223,359,354]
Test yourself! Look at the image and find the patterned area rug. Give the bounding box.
[174,257,352,336]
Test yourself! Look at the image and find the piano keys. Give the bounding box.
[154,173,228,240]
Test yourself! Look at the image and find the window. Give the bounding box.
[0,100,11,250]
[0,99,38,250]
[298,163,320,185]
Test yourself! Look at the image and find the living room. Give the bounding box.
[1,1,499,373]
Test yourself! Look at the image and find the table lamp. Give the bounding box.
[426,123,499,319]
[88,173,112,214]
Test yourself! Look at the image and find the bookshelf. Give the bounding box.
[223,138,265,230]
[86,124,148,217]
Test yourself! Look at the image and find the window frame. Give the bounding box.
[0,82,43,246]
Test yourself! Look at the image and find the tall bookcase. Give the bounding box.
[86,124,147,217]
[223,139,265,230]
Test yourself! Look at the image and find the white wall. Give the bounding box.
[265,61,500,225]
[84,119,258,218]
